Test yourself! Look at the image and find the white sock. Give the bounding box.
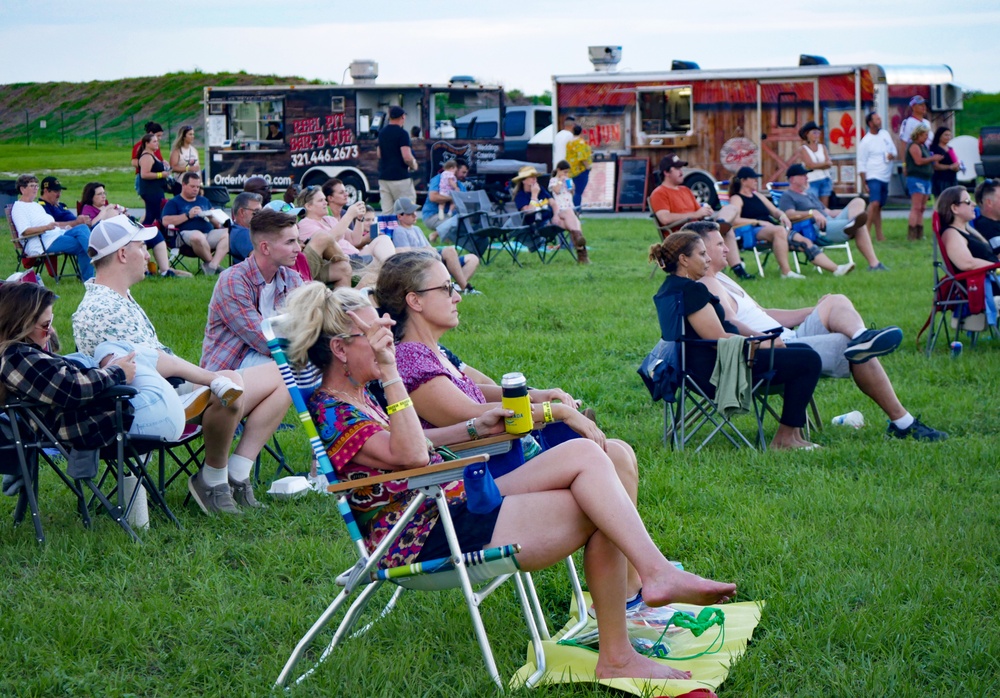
[200,465,228,487]
[228,454,254,482]
[892,413,915,430]
[851,328,865,339]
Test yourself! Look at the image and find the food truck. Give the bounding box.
[203,62,507,204]
[553,48,963,207]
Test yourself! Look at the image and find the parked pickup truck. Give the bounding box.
[975,126,1000,179]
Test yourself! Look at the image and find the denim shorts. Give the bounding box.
[867,179,889,206]
[906,176,932,196]
[809,177,833,199]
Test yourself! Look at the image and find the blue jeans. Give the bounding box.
[67,342,186,441]
[46,224,94,280]
[572,170,590,208]
[808,178,833,199]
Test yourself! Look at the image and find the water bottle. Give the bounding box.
[501,372,534,435]
[831,410,865,428]
[950,341,963,358]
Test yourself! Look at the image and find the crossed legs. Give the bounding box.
[490,439,736,681]
[813,294,906,420]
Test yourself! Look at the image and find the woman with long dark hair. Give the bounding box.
[136,132,169,228]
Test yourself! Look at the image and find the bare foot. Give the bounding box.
[641,566,736,608]
[596,649,691,681]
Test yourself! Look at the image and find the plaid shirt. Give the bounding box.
[1,342,128,449]
[200,254,302,371]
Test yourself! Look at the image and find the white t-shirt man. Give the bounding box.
[552,127,573,165]
[857,129,896,183]
[898,116,931,145]
[11,201,64,256]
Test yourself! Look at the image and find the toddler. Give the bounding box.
[437,159,459,219]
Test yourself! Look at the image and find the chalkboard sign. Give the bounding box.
[615,157,650,212]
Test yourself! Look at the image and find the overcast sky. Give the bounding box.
[1,1,997,94]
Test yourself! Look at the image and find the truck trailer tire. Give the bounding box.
[684,172,720,209]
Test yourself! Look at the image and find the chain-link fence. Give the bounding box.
[2,110,203,148]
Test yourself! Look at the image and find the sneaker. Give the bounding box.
[844,326,903,364]
[179,385,212,421]
[188,470,242,515]
[462,285,483,296]
[843,211,868,235]
[201,263,219,276]
[781,271,806,280]
[161,268,193,278]
[833,262,856,277]
[867,262,890,272]
[886,418,949,442]
[230,477,264,509]
[210,376,244,407]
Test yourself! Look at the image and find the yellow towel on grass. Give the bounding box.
[511,592,763,696]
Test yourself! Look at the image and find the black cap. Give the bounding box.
[41,176,63,192]
[658,152,688,172]
[786,163,809,178]
[735,166,762,179]
[388,106,406,119]
[798,120,821,141]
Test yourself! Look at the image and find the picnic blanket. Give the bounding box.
[510,592,763,696]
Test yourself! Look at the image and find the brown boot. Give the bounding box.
[907,225,919,241]
[575,238,590,264]
[915,224,924,240]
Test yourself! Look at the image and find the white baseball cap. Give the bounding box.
[88,215,159,261]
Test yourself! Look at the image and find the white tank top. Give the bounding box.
[803,144,830,182]
[715,273,796,340]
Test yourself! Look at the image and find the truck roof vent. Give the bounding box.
[449,75,477,85]
[671,60,701,71]
[588,46,622,72]
[350,60,379,84]
[799,54,829,66]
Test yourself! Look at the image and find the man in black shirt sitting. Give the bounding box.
[974,179,1000,255]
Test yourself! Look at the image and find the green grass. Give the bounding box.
[1,189,999,695]
[956,92,1000,137]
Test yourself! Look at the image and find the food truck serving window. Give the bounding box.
[637,87,692,135]
[228,99,284,142]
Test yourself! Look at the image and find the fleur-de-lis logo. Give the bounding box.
[830,113,858,149]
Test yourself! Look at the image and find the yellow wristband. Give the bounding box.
[157,172,163,179]
[542,401,554,424]
[386,397,413,415]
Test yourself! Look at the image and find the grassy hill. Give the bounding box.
[0,71,319,147]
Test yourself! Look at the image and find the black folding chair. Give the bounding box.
[2,388,141,543]
[451,191,527,265]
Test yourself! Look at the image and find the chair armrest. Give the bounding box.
[326,453,488,494]
[447,431,521,456]
[953,262,1000,280]
[101,385,138,400]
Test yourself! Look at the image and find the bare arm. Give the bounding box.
[801,144,832,170]
[942,228,998,271]
[909,143,943,166]
[400,145,416,169]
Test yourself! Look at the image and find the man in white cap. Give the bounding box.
[899,96,932,146]
[73,216,286,515]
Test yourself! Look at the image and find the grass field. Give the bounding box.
[1,154,999,696]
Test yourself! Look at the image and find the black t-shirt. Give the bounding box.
[930,144,957,191]
[654,274,738,381]
[378,124,411,180]
[972,216,1000,253]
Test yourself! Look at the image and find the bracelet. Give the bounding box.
[157,172,163,179]
[380,377,402,389]
[466,418,479,440]
[385,397,413,415]
[542,401,554,424]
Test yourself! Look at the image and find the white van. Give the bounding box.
[454,105,553,160]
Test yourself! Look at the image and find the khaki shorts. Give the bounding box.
[178,226,227,250]
[304,245,348,282]
[378,178,416,214]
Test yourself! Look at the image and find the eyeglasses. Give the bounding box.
[958,199,973,206]
[415,281,461,296]
[35,320,53,333]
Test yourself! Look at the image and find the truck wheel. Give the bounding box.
[684,173,720,209]
[340,174,366,206]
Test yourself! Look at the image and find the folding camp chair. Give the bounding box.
[1,388,142,543]
[451,190,527,265]
[645,291,783,452]
[5,204,82,282]
[918,212,1000,355]
[766,183,853,273]
[263,316,575,690]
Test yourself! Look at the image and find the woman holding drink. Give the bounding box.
[280,279,737,682]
